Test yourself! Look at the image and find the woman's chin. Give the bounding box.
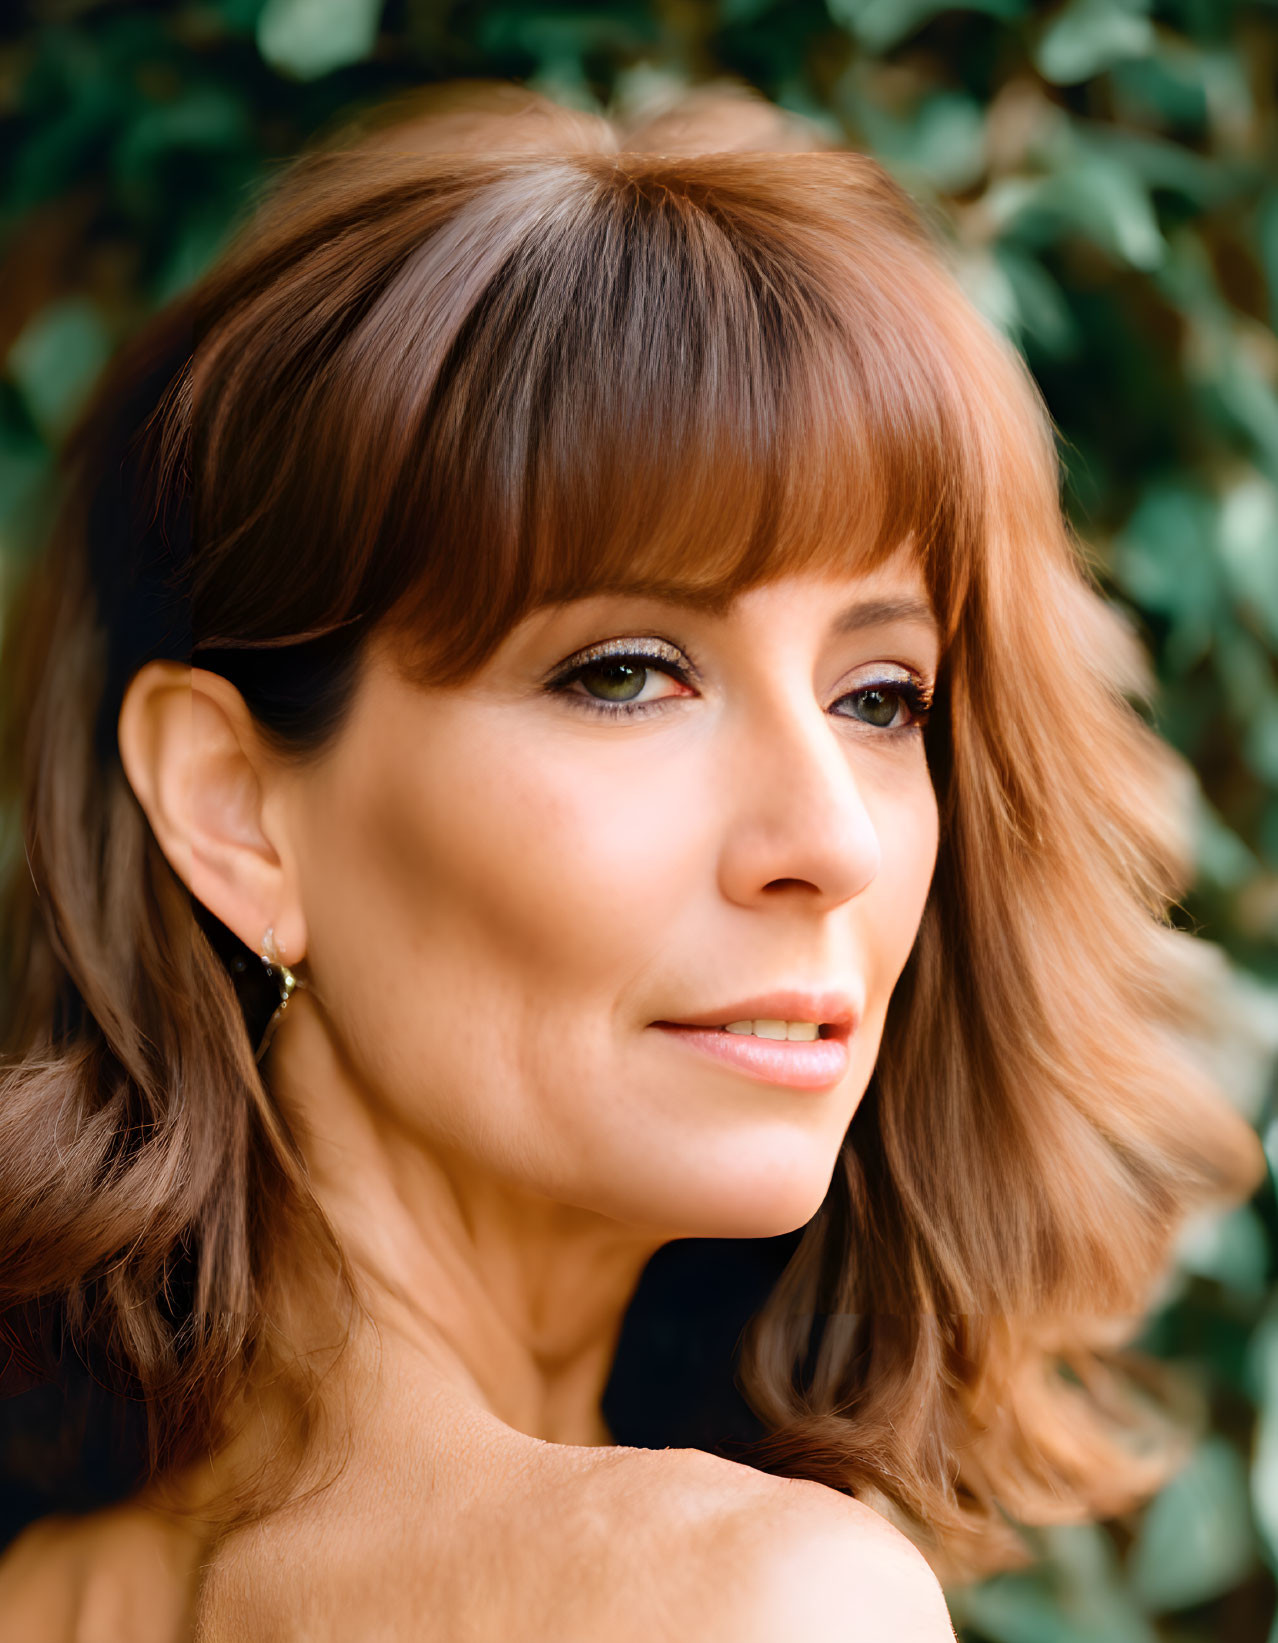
[694,1187,831,1241]
[603,1159,837,1242]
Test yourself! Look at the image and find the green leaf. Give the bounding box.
[1045,1524,1157,1643]
[1130,1438,1258,1611]
[1211,355,1278,476]
[477,7,656,69]
[1192,793,1259,892]
[6,34,131,215]
[874,91,987,191]
[1249,1306,1278,1570]
[5,300,113,442]
[1245,697,1278,787]
[1058,157,1164,268]
[1036,0,1155,87]
[987,156,1164,270]
[1218,476,1278,649]
[1110,482,1222,669]
[1111,44,1210,129]
[1215,619,1273,724]
[993,245,1078,355]
[1154,228,1231,324]
[1198,46,1256,142]
[953,1573,1084,1643]
[256,0,384,80]
[1175,1205,1270,1296]
[953,250,1020,338]
[150,204,240,304]
[1075,124,1241,208]
[113,87,252,190]
[825,0,1025,55]
[956,1524,1156,1642]
[1259,188,1278,336]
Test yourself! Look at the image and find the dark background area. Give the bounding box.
[2,2,1277,1637]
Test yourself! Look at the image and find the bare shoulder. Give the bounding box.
[181,1437,955,1643]
[617,1447,955,1643]
[727,1481,956,1642]
[0,1501,203,1643]
[0,1516,77,1643]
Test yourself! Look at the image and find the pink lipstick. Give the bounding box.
[649,990,856,1091]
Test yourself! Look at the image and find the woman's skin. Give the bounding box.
[1,549,956,1641]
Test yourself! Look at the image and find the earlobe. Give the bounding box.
[116,662,307,963]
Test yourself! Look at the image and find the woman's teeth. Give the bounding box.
[723,1020,820,1041]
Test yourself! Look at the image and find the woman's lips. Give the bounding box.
[649,1022,851,1090]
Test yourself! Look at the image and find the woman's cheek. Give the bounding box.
[867,774,939,992]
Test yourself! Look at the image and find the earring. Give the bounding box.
[254,925,307,1064]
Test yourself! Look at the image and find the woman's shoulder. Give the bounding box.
[193,1440,955,1643]
[0,1499,203,1643]
[622,1447,956,1642]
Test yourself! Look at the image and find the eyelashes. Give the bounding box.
[832,676,934,736]
[544,639,935,737]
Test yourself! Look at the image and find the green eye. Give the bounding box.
[852,687,902,728]
[548,643,693,719]
[578,660,649,702]
[833,679,933,733]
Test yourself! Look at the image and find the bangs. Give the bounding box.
[389,155,986,680]
[198,151,993,685]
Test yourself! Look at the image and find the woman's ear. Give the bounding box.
[117,661,308,964]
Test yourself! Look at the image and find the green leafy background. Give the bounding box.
[2,1,1277,1636]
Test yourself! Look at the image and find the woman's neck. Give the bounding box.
[260,997,663,1449]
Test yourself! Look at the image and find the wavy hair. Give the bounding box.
[0,83,1262,1579]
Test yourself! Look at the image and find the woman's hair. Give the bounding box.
[0,81,1263,1579]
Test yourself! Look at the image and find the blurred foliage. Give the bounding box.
[2,0,1278,1637]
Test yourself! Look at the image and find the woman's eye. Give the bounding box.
[548,646,694,718]
[833,679,933,734]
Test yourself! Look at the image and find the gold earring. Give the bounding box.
[254,925,306,1063]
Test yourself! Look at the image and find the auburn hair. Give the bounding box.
[0,83,1262,1581]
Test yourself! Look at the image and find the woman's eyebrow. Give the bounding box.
[829,596,938,636]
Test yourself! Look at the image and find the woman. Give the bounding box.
[0,83,1263,1641]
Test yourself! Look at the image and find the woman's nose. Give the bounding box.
[714,693,882,914]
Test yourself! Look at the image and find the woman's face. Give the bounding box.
[282,552,940,1238]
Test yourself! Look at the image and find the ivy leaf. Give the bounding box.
[1129,1438,1258,1611]
[1218,476,1278,649]
[1036,0,1155,86]
[1245,697,1278,788]
[1110,481,1223,672]
[256,0,384,80]
[825,0,1025,55]
[1192,792,1260,893]
[1260,187,1278,336]
[5,299,113,442]
[1249,1305,1278,1570]
[1210,354,1278,476]
[993,245,1078,355]
[987,154,1164,270]
[954,1525,1155,1642]
[1175,1205,1270,1298]
[860,90,986,191]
